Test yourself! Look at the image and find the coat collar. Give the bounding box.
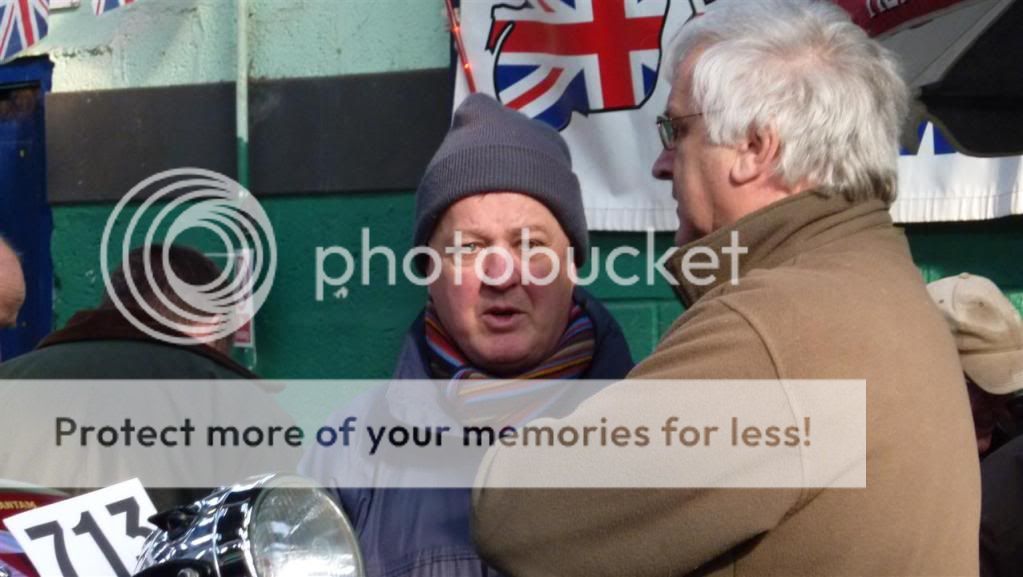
[38,308,260,379]
[671,191,893,307]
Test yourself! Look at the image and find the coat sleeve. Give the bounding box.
[472,299,805,577]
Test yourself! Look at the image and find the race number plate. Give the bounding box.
[4,479,156,577]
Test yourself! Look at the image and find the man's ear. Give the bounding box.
[182,314,225,343]
[731,124,781,185]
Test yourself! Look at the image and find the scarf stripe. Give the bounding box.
[425,302,596,427]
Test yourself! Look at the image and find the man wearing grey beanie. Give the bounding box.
[413,93,590,268]
[301,93,633,577]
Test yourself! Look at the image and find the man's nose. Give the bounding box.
[481,248,520,290]
[652,148,674,181]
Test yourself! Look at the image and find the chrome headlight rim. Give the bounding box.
[135,473,362,577]
[214,473,363,577]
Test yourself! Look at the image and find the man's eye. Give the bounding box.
[454,242,480,254]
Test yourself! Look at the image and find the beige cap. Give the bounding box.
[927,273,1023,395]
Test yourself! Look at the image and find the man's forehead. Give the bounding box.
[435,192,565,236]
[667,48,702,114]
[665,87,684,116]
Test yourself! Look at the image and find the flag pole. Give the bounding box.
[235,0,257,369]
[444,0,477,93]
[236,0,250,190]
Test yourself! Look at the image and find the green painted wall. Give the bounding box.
[907,217,1023,310]
[50,194,681,378]
[50,196,1023,380]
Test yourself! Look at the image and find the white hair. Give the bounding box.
[669,0,909,203]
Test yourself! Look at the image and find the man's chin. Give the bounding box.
[470,347,539,377]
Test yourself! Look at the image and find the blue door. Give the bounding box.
[0,57,53,362]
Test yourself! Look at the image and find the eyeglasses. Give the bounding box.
[656,111,704,150]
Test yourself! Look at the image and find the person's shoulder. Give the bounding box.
[0,341,119,378]
[120,340,256,379]
[708,251,892,329]
[0,339,254,379]
[631,256,873,380]
[0,346,51,377]
[631,295,780,380]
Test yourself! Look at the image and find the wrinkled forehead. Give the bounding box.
[431,192,568,240]
[666,44,706,112]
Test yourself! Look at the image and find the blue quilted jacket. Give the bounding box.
[300,288,634,577]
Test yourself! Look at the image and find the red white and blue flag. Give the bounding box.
[92,0,134,16]
[456,0,681,230]
[487,0,667,131]
[0,0,48,62]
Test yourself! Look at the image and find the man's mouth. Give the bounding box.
[481,306,526,330]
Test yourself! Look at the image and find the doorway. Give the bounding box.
[0,56,53,361]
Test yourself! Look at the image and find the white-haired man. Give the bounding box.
[473,1,979,575]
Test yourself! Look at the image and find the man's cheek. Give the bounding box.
[442,284,483,325]
[530,257,555,282]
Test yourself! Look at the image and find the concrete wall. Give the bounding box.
[28,0,449,91]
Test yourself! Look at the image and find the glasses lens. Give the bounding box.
[656,116,673,149]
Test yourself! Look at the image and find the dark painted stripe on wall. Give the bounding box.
[45,67,453,204]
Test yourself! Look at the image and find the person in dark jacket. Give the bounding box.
[980,433,1023,577]
[927,273,1023,577]
[0,244,289,511]
[928,273,1023,456]
[301,94,634,577]
[0,244,250,379]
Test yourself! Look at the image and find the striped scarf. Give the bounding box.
[425,302,596,427]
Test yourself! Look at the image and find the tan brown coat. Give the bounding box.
[473,192,980,576]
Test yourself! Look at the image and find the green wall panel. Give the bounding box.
[50,194,682,379]
[903,216,1023,298]
[51,199,1022,380]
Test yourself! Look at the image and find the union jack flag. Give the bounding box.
[0,0,48,62]
[92,0,134,16]
[486,0,668,130]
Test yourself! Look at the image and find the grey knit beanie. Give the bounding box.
[414,93,588,266]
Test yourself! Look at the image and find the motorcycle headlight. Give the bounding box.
[134,474,362,577]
